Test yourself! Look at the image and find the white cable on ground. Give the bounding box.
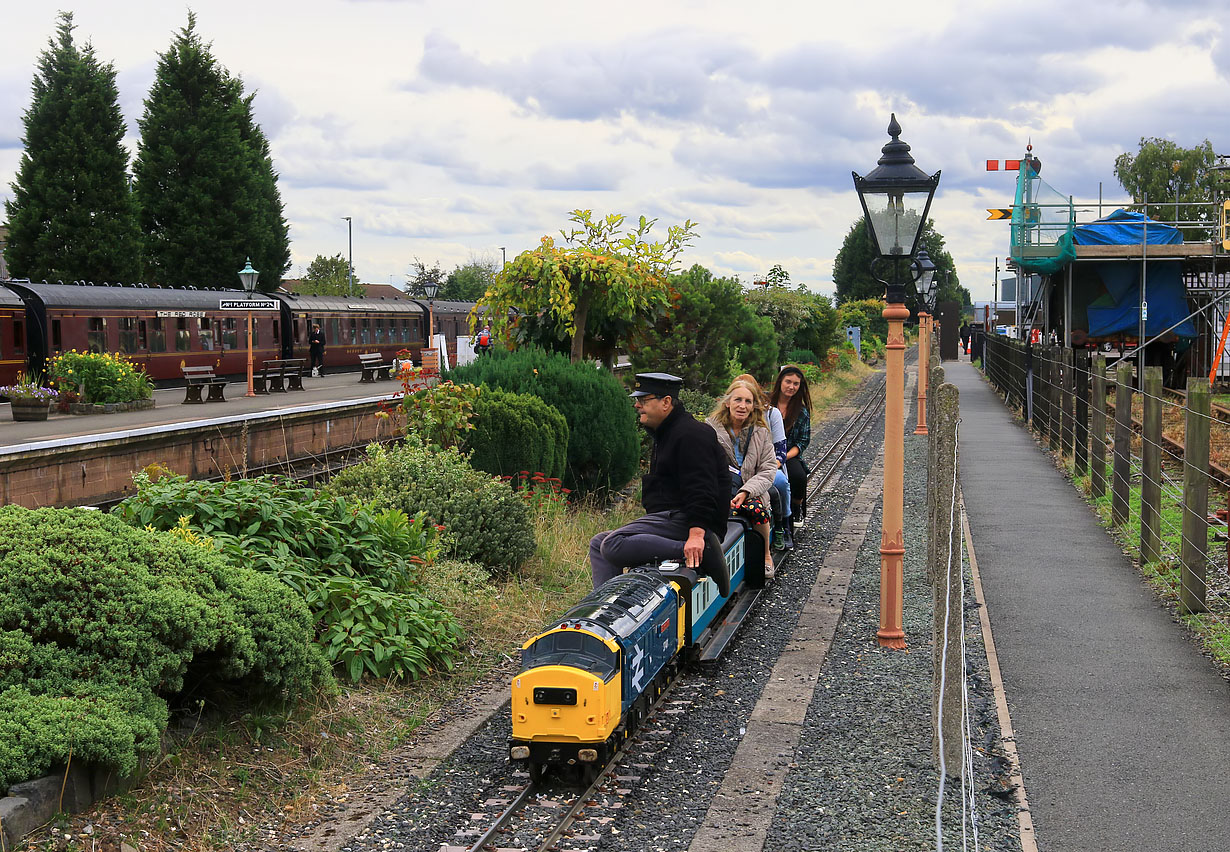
[935,418,972,851]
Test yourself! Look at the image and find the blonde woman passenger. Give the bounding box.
[707,378,779,579]
[734,373,793,550]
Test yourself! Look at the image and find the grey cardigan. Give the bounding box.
[706,418,778,501]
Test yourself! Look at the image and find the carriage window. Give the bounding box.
[13,319,25,354]
[329,318,340,347]
[198,317,214,351]
[118,317,138,353]
[138,319,148,350]
[271,317,280,345]
[176,319,190,351]
[149,318,166,352]
[221,317,237,350]
[412,316,423,342]
[293,318,301,345]
[51,319,61,352]
[360,318,370,344]
[375,318,386,343]
[348,318,357,344]
[87,318,107,353]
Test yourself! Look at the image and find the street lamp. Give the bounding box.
[852,113,941,650]
[421,277,440,345]
[238,257,260,398]
[499,246,507,268]
[913,247,936,436]
[342,217,353,294]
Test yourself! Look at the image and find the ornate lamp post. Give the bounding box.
[852,114,941,649]
[913,248,937,435]
[238,258,260,398]
[421,278,440,343]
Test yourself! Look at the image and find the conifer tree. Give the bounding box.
[133,13,289,290]
[4,12,142,283]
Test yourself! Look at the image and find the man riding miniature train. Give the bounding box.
[588,372,731,596]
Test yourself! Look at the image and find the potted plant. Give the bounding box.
[0,372,59,421]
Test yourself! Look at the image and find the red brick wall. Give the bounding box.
[0,401,395,508]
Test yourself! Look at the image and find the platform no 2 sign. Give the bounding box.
[219,299,279,311]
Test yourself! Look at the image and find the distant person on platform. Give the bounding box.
[960,322,972,356]
[589,372,730,594]
[309,324,326,377]
[475,325,493,355]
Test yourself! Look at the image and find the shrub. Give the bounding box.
[0,506,326,787]
[448,347,639,497]
[326,442,535,575]
[48,350,153,404]
[787,348,818,365]
[679,388,718,419]
[116,473,464,683]
[465,389,569,481]
[396,369,481,449]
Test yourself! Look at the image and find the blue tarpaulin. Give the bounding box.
[1075,210,1193,339]
[1085,261,1196,338]
[1071,208,1183,247]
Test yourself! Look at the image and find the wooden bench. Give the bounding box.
[182,366,228,404]
[257,358,307,393]
[358,352,394,383]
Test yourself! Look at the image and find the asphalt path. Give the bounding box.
[948,359,1230,852]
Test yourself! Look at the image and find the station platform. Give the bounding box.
[948,359,1230,852]
[0,369,404,452]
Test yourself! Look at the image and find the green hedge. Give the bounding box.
[447,347,639,497]
[0,507,326,788]
[326,442,535,575]
[465,388,569,482]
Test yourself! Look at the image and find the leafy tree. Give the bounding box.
[832,217,963,316]
[838,298,888,341]
[1114,137,1218,239]
[745,286,816,361]
[133,13,289,290]
[736,314,781,385]
[407,257,445,297]
[478,210,697,364]
[301,253,360,296]
[4,13,141,283]
[792,291,841,363]
[766,264,791,286]
[629,264,756,393]
[441,259,497,302]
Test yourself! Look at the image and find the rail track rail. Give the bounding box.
[459,373,889,852]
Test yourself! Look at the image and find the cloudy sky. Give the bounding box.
[1,0,1227,302]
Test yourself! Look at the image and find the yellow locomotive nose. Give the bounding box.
[511,666,621,743]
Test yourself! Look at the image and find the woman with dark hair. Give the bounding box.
[769,365,812,534]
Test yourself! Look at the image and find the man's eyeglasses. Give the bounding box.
[634,394,659,403]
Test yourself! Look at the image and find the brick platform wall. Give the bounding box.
[0,401,394,508]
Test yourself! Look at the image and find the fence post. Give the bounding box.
[1061,348,1075,460]
[1074,350,1090,476]
[1180,377,1210,614]
[930,381,963,778]
[1090,356,1108,499]
[1111,363,1134,527]
[1140,366,1163,566]
[1049,348,1062,453]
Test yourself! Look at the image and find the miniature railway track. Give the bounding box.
[1104,395,1230,488]
[459,374,890,852]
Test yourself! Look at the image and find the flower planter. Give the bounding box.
[10,400,51,421]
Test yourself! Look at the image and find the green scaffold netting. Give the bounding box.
[1009,165,1075,275]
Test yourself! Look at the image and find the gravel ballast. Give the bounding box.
[331,376,1024,852]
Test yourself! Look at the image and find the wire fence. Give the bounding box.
[982,334,1230,663]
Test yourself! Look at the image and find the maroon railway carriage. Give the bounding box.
[0,286,26,386]
[274,291,428,371]
[0,279,477,387]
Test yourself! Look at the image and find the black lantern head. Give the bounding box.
[421,279,440,300]
[915,247,936,311]
[852,114,941,261]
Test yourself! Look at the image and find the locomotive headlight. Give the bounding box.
[510,745,530,760]
[577,749,599,763]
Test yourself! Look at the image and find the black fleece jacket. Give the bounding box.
[641,404,729,538]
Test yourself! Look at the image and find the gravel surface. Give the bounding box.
[331,375,1024,852]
